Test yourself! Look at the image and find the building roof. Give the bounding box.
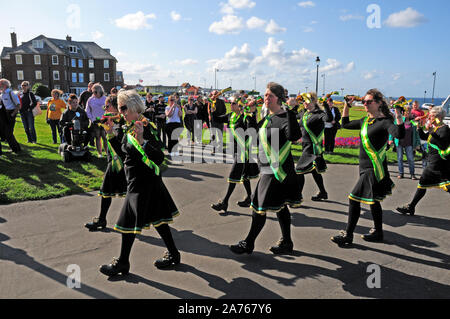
[1,35,116,61]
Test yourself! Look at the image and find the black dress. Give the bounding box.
[296,104,333,174]
[251,110,302,214]
[342,116,405,205]
[417,125,450,191]
[212,111,260,183]
[99,116,127,198]
[113,123,179,234]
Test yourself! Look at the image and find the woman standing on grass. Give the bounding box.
[99,90,181,276]
[331,89,404,246]
[85,95,127,231]
[86,83,107,158]
[229,82,302,256]
[19,81,38,144]
[396,106,450,216]
[46,89,66,144]
[295,93,333,203]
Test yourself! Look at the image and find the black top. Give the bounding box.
[419,125,450,164]
[143,100,156,122]
[196,102,208,122]
[326,106,342,129]
[79,91,93,109]
[342,116,405,172]
[297,103,333,151]
[184,103,197,120]
[60,107,90,131]
[104,116,127,164]
[213,98,226,117]
[154,102,167,122]
[20,91,37,113]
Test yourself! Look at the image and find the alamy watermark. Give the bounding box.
[67,264,81,289]
[366,264,381,289]
[367,4,381,29]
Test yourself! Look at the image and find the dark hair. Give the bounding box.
[267,82,286,105]
[68,94,78,101]
[110,88,118,94]
[366,88,393,120]
[105,95,118,110]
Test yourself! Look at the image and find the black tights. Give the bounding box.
[118,224,178,263]
[223,180,252,204]
[245,206,291,246]
[99,197,112,221]
[298,171,327,196]
[346,200,383,235]
[410,187,450,208]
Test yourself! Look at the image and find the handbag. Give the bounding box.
[32,102,42,117]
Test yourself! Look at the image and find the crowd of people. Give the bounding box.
[1,77,449,276]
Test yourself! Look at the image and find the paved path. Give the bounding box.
[1,154,449,299]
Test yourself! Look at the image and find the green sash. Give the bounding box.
[361,117,387,182]
[302,112,324,156]
[107,140,123,173]
[259,116,292,182]
[127,134,160,176]
[229,112,247,163]
[427,126,450,160]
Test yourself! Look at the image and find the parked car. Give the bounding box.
[40,97,52,109]
[421,103,435,110]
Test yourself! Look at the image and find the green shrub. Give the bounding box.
[34,85,51,98]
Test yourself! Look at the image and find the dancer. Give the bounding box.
[295,93,333,202]
[85,95,127,231]
[230,82,302,255]
[100,90,180,276]
[211,95,259,213]
[396,106,450,216]
[331,89,404,246]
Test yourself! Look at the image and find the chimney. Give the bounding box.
[66,35,72,42]
[11,32,17,49]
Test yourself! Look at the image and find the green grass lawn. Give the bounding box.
[0,108,410,204]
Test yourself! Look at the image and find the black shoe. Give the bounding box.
[237,197,251,208]
[331,231,354,246]
[211,201,228,213]
[311,192,328,202]
[396,205,415,216]
[154,251,181,269]
[362,229,384,242]
[85,218,107,231]
[269,239,294,255]
[230,240,254,255]
[99,258,130,276]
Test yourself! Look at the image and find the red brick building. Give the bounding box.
[1,33,124,95]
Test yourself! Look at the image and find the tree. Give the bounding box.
[33,84,51,98]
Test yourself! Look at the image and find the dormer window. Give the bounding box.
[32,40,44,49]
[69,45,77,53]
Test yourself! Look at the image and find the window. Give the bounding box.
[35,70,42,80]
[79,73,84,83]
[34,55,41,65]
[89,59,94,68]
[65,71,67,81]
[89,73,95,82]
[17,70,24,81]
[53,71,60,81]
[52,55,59,65]
[104,73,110,82]
[64,56,67,66]
[69,46,77,53]
[72,73,77,83]
[32,40,44,49]
[15,55,22,65]
[71,59,76,68]
[104,60,109,68]
[78,59,83,68]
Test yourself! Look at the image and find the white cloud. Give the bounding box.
[265,19,287,34]
[171,11,181,21]
[363,71,379,80]
[302,26,314,33]
[176,59,199,66]
[114,11,156,30]
[392,73,401,81]
[298,1,316,8]
[207,43,254,72]
[384,7,427,28]
[340,14,364,22]
[209,15,245,34]
[247,16,266,29]
[229,0,256,9]
[91,31,104,40]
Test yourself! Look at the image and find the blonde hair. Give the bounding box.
[92,83,105,97]
[430,106,446,120]
[118,90,145,114]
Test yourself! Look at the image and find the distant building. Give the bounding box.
[144,85,181,95]
[1,33,124,95]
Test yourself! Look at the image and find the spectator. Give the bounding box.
[60,94,90,145]
[46,89,66,144]
[86,83,107,158]
[110,88,118,96]
[143,93,155,123]
[324,98,342,154]
[165,95,183,156]
[209,91,226,147]
[79,82,94,110]
[19,81,38,144]
[389,106,420,180]
[154,95,167,148]
[0,78,21,155]
[196,95,210,130]
[183,96,198,144]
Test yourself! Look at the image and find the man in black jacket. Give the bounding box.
[19,81,38,143]
[154,95,167,148]
[210,91,226,148]
[60,94,90,145]
[324,98,342,154]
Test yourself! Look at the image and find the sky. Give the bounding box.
[1,0,449,98]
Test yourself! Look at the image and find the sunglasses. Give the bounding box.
[363,100,374,105]
[119,105,128,112]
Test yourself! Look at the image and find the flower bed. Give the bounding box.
[333,137,361,148]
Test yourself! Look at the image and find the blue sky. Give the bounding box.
[1,0,449,97]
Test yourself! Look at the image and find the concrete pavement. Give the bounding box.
[0,153,449,299]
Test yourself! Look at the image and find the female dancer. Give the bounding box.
[211,95,259,213]
[295,93,333,202]
[396,106,450,216]
[331,89,404,246]
[229,82,302,255]
[85,95,127,231]
[100,90,180,276]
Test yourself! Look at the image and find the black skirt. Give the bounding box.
[418,163,450,191]
[251,173,302,215]
[296,153,327,174]
[349,168,395,205]
[99,163,127,198]
[228,154,260,183]
[114,176,179,234]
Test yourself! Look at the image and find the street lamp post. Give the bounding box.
[305,86,309,93]
[432,72,437,104]
[315,57,320,96]
[214,68,220,90]
[341,88,344,97]
[424,90,427,104]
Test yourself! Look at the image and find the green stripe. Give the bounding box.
[302,112,324,156]
[127,134,160,176]
[361,117,387,182]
